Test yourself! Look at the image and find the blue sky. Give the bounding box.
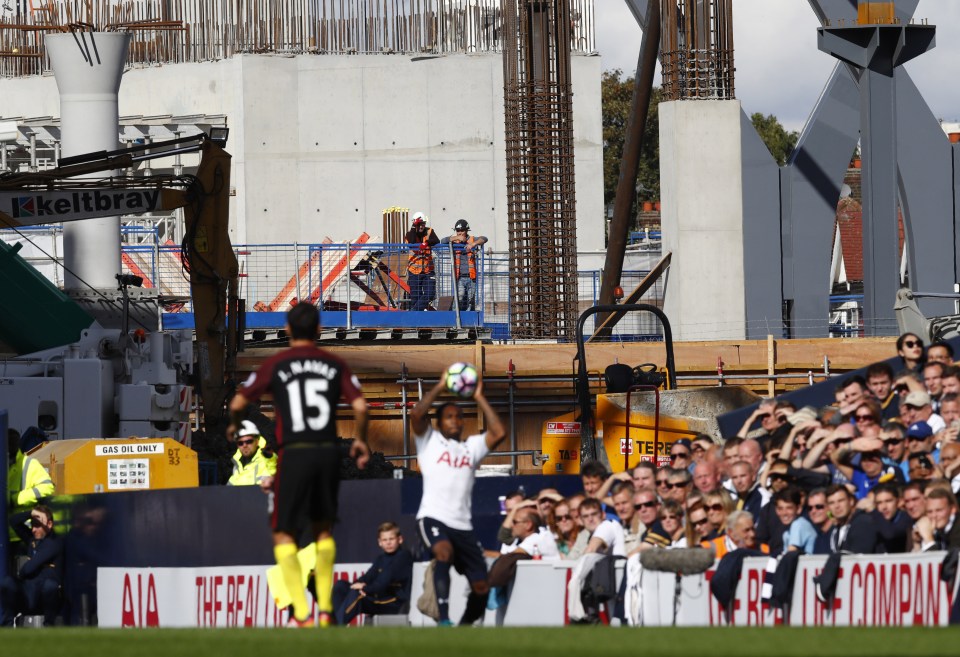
[595,1,960,132]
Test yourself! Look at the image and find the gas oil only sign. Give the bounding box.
[95,443,165,457]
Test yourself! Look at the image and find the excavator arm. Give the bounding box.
[0,132,240,435]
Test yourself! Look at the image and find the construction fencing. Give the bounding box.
[123,239,662,339]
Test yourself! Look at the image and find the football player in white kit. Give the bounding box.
[411,372,506,625]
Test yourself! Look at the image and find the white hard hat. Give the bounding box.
[238,420,260,438]
[412,211,428,226]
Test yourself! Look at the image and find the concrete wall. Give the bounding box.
[0,52,604,253]
[660,100,746,340]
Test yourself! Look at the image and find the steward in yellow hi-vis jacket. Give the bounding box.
[7,427,55,547]
[227,420,277,486]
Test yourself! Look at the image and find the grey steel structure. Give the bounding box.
[502,0,579,340]
[623,0,959,338]
[818,6,935,336]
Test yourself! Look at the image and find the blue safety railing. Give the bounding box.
[117,240,663,339]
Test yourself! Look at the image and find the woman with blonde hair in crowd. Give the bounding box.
[701,489,735,542]
[659,500,686,547]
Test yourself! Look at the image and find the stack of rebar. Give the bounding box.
[502,0,578,340]
[660,0,734,101]
[0,0,596,77]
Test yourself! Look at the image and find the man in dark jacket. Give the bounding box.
[332,521,413,626]
[870,482,912,553]
[826,484,879,553]
[1,504,63,626]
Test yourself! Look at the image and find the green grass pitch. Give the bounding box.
[1,627,959,657]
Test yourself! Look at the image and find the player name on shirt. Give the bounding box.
[277,359,339,382]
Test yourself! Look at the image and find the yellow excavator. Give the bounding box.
[0,131,239,437]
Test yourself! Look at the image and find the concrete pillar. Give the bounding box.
[45,32,131,293]
[659,100,746,340]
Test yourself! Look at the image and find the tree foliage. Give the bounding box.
[750,112,799,166]
[602,71,798,226]
[601,69,661,219]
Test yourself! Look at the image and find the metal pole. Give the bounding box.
[345,241,352,330]
[294,241,302,301]
[401,363,409,456]
[450,241,462,329]
[0,409,7,621]
[508,359,516,473]
[596,0,661,334]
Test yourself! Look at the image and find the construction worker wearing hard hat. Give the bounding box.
[405,212,439,311]
[441,219,488,312]
[227,420,277,486]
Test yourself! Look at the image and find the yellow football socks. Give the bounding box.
[275,543,309,622]
[315,537,337,614]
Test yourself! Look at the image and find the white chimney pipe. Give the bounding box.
[46,31,131,293]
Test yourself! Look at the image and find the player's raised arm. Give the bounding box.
[412,378,446,437]
[475,380,506,450]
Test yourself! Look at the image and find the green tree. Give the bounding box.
[601,69,661,221]
[750,112,799,166]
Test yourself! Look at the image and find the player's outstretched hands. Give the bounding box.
[351,439,371,470]
[473,378,484,400]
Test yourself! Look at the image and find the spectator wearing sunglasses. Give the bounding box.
[701,490,736,542]
[554,499,589,560]
[658,501,686,547]
[803,488,834,554]
[664,468,693,504]
[669,439,694,472]
[880,421,908,468]
[227,420,277,487]
[683,502,714,548]
[850,400,882,438]
[896,332,926,374]
[626,488,671,553]
[654,467,673,500]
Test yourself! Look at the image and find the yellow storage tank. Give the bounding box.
[541,387,759,475]
[29,438,198,494]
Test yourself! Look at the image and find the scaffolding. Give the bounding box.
[502,0,578,340]
[660,0,735,101]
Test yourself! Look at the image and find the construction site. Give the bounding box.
[1,0,958,476]
[2,0,960,630]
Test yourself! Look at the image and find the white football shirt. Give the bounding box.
[591,519,626,556]
[501,527,561,562]
[415,426,489,530]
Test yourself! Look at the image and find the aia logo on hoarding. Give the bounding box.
[12,196,34,218]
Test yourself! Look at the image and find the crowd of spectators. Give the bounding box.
[482,336,960,584]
